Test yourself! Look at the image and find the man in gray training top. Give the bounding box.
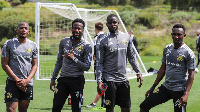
[96,14,143,112]
[1,22,38,112]
[50,18,92,112]
[140,24,195,112]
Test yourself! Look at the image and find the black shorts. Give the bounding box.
[52,76,85,112]
[4,79,33,103]
[140,85,186,112]
[104,81,131,109]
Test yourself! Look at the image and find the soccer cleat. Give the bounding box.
[86,103,96,108]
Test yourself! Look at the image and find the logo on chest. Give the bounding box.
[27,48,32,54]
[177,54,184,62]
[122,39,127,45]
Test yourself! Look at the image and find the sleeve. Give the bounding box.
[72,44,92,71]
[187,51,196,70]
[96,39,104,83]
[1,40,9,57]
[127,37,141,75]
[51,40,64,82]
[32,43,38,59]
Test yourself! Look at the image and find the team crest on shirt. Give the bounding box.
[122,39,127,45]
[6,92,12,98]
[105,100,111,105]
[177,54,183,62]
[27,48,32,54]
[77,45,83,51]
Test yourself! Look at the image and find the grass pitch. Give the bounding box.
[0,56,200,112]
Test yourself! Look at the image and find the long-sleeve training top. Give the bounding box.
[51,36,92,82]
[96,31,141,83]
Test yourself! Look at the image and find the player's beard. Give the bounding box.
[73,32,83,40]
[173,39,182,46]
[19,35,26,38]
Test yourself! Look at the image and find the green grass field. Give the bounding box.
[0,56,200,112]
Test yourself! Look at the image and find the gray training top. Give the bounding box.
[96,31,141,83]
[2,38,38,86]
[51,36,92,82]
[162,43,195,91]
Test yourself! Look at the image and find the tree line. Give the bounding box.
[85,0,200,11]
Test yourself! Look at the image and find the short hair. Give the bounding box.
[107,14,118,21]
[95,22,103,31]
[172,24,186,33]
[72,18,85,28]
[129,30,134,34]
[17,22,29,29]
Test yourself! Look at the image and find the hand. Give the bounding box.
[145,90,150,99]
[97,82,103,94]
[17,79,29,87]
[16,79,27,92]
[50,81,56,92]
[137,74,143,88]
[62,49,74,60]
[179,94,188,107]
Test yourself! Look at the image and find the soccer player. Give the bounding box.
[50,18,92,112]
[96,14,143,112]
[140,24,195,112]
[128,30,139,54]
[195,30,200,67]
[1,22,38,112]
[86,22,105,108]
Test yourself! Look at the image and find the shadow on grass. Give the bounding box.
[30,105,72,111]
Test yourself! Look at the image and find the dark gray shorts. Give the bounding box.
[4,79,33,103]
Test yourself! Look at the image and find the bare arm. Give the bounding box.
[179,69,194,106]
[1,57,20,82]
[19,58,38,87]
[153,62,166,86]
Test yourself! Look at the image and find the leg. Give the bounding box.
[52,78,69,112]
[101,93,105,107]
[18,100,30,112]
[106,108,114,112]
[70,76,85,112]
[197,53,200,67]
[6,102,18,112]
[140,85,171,112]
[71,90,82,112]
[104,81,116,111]
[93,93,101,104]
[171,90,186,112]
[115,81,131,112]
[121,107,130,112]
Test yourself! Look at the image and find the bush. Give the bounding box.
[170,11,193,23]
[11,0,21,6]
[142,45,163,56]
[0,1,10,9]
[0,7,35,41]
[137,12,161,28]
[120,10,139,29]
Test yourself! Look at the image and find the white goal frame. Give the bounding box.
[35,2,148,81]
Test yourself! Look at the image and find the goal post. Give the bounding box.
[35,2,149,81]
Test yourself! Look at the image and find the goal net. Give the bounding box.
[35,2,149,81]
